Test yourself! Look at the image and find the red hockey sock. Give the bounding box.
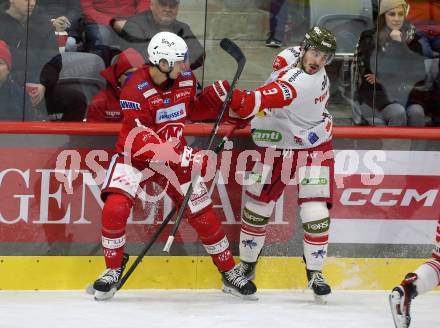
[101,193,132,269]
[188,207,235,272]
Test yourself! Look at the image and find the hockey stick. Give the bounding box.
[116,206,177,290]
[162,38,246,253]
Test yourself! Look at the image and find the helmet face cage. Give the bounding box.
[302,26,337,65]
[148,32,188,69]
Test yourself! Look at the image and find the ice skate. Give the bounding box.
[236,260,257,280]
[389,273,418,328]
[90,253,129,301]
[222,265,258,300]
[307,269,331,304]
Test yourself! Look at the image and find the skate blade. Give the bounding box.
[85,283,95,295]
[313,293,329,305]
[222,285,259,301]
[94,287,117,301]
[389,291,408,328]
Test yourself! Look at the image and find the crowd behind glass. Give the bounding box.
[0,0,438,126]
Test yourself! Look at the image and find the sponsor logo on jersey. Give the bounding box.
[149,96,163,106]
[273,56,288,71]
[120,99,141,110]
[178,80,193,87]
[164,98,171,104]
[288,47,300,57]
[252,129,282,143]
[174,88,192,101]
[315,89,328,104]
[308,132,319,144]
[137,81,149,90]
[180,70,192,77]
[293,135,304,146]
[278,81,293,100]
[288,70,303,83]
[155,103,186,123]
[143,88,157,99]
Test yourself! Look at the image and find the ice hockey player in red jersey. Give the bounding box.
[389,218,440,328]
[91,31,256,300]
[228,26,337,303]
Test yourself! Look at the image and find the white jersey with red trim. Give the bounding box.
[251,46,332,149]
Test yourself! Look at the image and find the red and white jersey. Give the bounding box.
[251,46,333,149]
[115,65,218,154]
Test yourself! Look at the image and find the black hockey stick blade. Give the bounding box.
[220,38,246,68]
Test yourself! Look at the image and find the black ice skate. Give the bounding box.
[222,265,258,300]
[389,272,418,328]
[306,269,331,304]
[236,260,257,280]
[90,253,130,301]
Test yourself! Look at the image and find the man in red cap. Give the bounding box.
[0,40,25,120]
[86,48,145,122]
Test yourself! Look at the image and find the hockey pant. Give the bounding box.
[410,218,440,294]
[100,154,235,272]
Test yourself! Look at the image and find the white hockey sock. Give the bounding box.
[300,202,330,271]
[414,260,440,295]
[239,200,274,263]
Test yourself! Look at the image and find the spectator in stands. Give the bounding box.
[37,0,83,52]
[352,0,427,126]
[0,40,25,120]
[0,0,58,117]
[265,0,287,48]
[407,0,440,125]
[120,0,205,70]
[81,0,150,53]
[407,0,440,59]
[0,0,87,121]
[86,48,144,122]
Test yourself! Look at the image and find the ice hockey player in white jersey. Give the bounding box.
[228,26,337,303]
[389,218,440,327]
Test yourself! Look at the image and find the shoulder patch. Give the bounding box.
[178,80,194,88]
[120,99,141,110]
[174,88,192,102]
[143,88,158,99]
[137,81,150,90]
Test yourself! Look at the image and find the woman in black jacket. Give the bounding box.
[353,0,426,126]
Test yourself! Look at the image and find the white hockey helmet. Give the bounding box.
[147,31,188,68]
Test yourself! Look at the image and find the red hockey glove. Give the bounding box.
[178,146,209,177]
[224,108,252,129]
[199,80,230,110]
[229,88,258,119]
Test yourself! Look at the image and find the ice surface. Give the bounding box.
[0,290,437,328]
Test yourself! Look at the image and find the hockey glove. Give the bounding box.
[224,108,252,129]
[199,80,230,110]
[178,146,209,177]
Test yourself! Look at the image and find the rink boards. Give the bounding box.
[0,133,439,290]
[0,255,435,290]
